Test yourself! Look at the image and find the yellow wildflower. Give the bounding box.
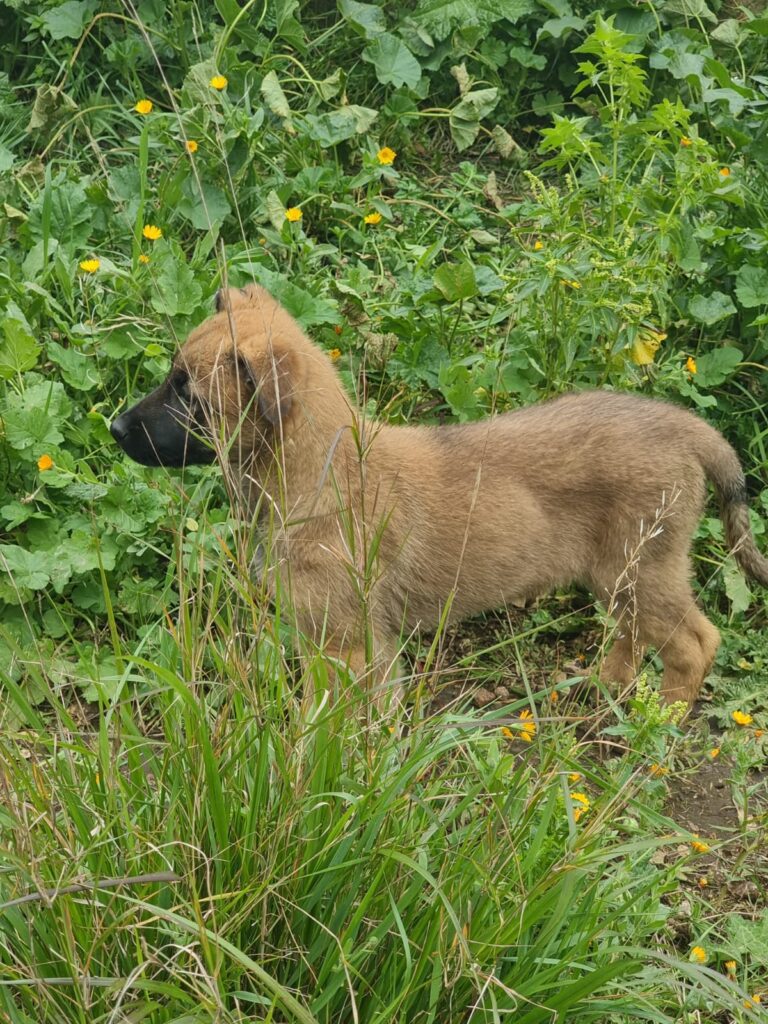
[732,710,753,727]
[691,835,710,854]
[285,207,302,222]
[142,224,162,241]
[697,876,708,888]
[134,99,153,115]
[79,258,100,273]
[377,146,396,165]
[649,763,668,777]
[328,348,342,362]
[568,772,581,783]
[754,729,764,739]
[680,136,692,147]
[560,279,581,289]
[185,140,198,154]
[709,747,720,759]
[685,356,697,374]
[550,689,559,703]
[500,726,514,741]
[533,239,544,250]
[518,709,536,742]
[719,167,731,177]
[37,454,53,472]
[630,327,667,366]
[725,960,737,975]
[744,995,761,1009]
[210,75,228,90]
[138,254,150,265]
[570,791,590,822]
[691,946,707,963]
[364,212,383,225]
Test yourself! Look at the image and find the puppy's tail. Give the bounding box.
[698,428,768,586]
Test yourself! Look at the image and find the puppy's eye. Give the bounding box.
[172,375,192,403]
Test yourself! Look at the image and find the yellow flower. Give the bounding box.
[37,454,53,472]
[732,710,753,727]
[719,167,730,177]
[754,729,764,739]
[709,747,720,759]
[697,876,708,888]
[568,772,581,783]
[134,99,153,115]
[744,995,761,1009]
[518,709,536,742]
[560,279,581,289]
[285,207,302,222]
[737,657,752,670]
[364,211,383,225]
[142,224,162,241]
[630,327,667,367]
[649,763,668,777]
[377,146,396,165]
[210,75,228,90]
[570,791,590,822]
[680,136,692,147]
[79,258,100,273]
[725,960,737,975]
[685,356,697,374]
[138,254,150,264]
[533,239,544,250]
[500,726,514,740]
[328,348,342,362]
[691,946,707,963]
[550,689,559,703]
[691,835,710,854]
[185,139,198,154]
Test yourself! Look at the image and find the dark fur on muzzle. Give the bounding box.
[110,371,215,468]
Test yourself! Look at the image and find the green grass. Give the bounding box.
[1,2,768,1021]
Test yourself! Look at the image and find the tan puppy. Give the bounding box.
[111,285,768,705]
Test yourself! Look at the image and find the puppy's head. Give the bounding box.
[111,285,302,468]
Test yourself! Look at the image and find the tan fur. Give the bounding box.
[177,285,768,705]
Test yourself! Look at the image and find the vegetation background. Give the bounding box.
[0,0,766,1021]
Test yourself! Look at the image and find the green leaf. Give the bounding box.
[261,71,293,126]
[723,557,752,617]
[151,250,203,317]
[47,341,101,390]
[433,262,477,302]
[412,0,534,41]
[694,346,742,387]
[178,180,231,231]
[688,291,736,325]
[301,105,378,147]
[2,381,71,452]
[0,144,14,173]
[362,33,421,89]
[735,264,768,309]
[0,546,51,591]
[0,320,40,379]
[449,88,499,151]
[438,364,482,421]
[727,910,768,967]
[661,0,716,23]
[39,0,94,40]
[338,0,387,38]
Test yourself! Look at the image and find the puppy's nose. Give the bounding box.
[110,414,130,444]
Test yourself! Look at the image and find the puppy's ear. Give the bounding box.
[237,350,294,426]
[215,286,258,313]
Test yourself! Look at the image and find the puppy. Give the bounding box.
[111,285,768,705]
